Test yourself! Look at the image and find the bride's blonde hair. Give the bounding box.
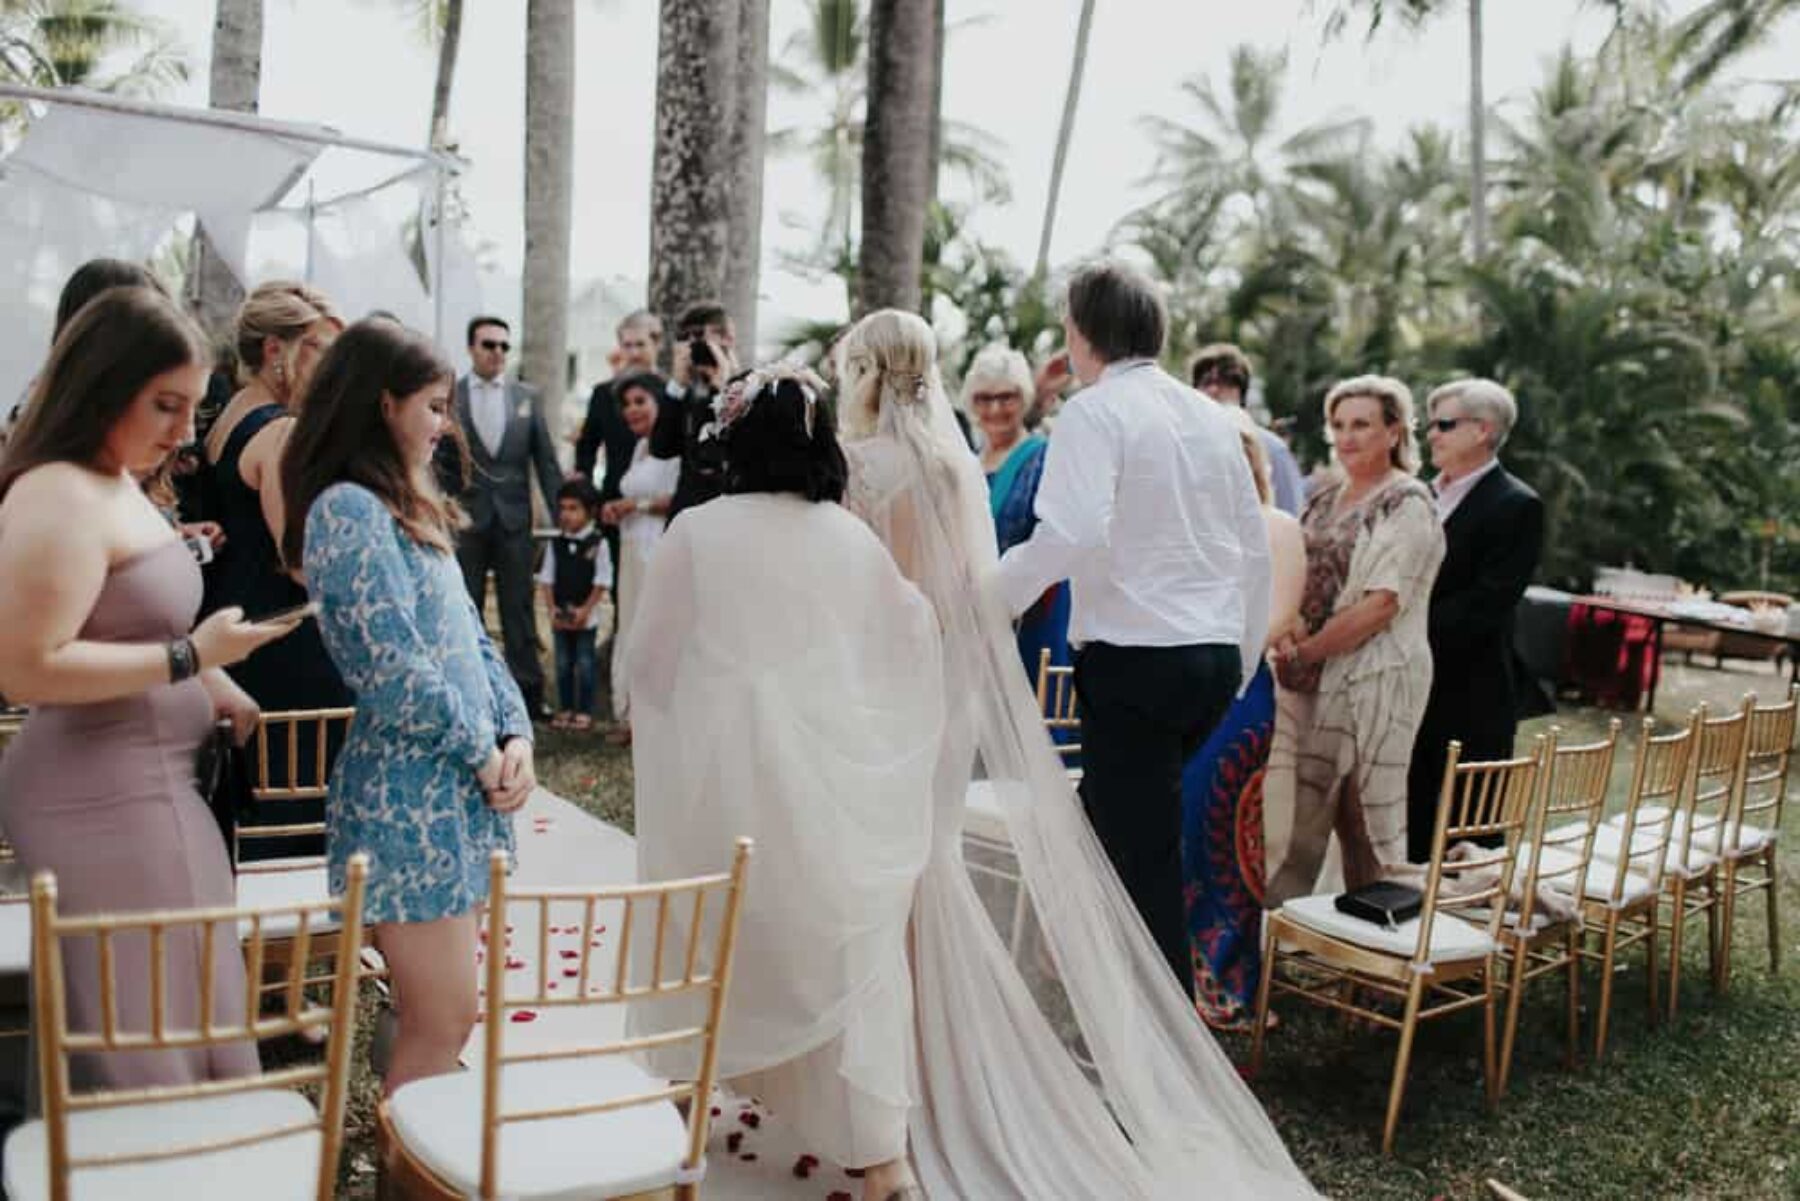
[835,308,939,439]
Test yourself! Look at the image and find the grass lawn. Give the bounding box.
[333,656,1800,1200]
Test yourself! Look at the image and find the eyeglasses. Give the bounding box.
[970,391,1024,408]
[479,339,511,353]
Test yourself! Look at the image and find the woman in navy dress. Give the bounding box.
[281,319,536,1094]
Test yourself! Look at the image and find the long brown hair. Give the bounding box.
[280,319,465,567]
[0,287,207,502]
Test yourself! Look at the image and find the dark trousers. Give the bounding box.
[457,521,544,709]
[554,628,598,716]
[1073,641,1241,998]
[1406,686,1515,863]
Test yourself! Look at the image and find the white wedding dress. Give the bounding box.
[837,373,1318,1200]
[625,491,944,1168]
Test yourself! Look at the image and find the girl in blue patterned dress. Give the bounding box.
[280,319,537,1094]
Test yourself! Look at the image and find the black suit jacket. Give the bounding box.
[1406,464,1543,861]
[573,380,638,501]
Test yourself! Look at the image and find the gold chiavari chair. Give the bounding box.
[379,840,753,1201]
[1496,720,1620,1097]
[1718,684,1797,988]
[1576,715,1691,1059]
[1251,738,1544,1154]
[234,708,356,971]
[0,709,32,1032]
[3,856,368,1201]
[1034,647,1081,773]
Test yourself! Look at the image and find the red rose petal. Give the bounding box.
[738,1111,761,1128]
[510,1009,537,1023]
[846,1168,865,1178]
[505,957,527,970]
[560,950,580,960]
[828,1193,853,1201]
[740,1152,758,1162]
[710,1106,721,1117]
[562,967,579,978]
[792,1154,818,1178]
[725,1131,743,1153]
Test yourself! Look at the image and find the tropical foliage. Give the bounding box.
[1115,14,1800,594]
[0,0,188,120]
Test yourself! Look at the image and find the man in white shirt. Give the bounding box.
[997,261,1272,996]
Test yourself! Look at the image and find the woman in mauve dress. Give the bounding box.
[0,285,303,1087]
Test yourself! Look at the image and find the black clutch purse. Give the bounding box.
[1334,881,1424,929]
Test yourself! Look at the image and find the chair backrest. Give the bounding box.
[0,708,23,865]
[1737,684,1798,840]
[28,855,368,1201]
[477,839,753,1200]
[1674,698,1752,867]
[1415,737,1545,964]
[235,708,356,871]
[1034,648,1080,762]
[1518,721,1621,924]
[1611,713,1698,898]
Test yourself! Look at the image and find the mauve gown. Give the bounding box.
[0,539,258,1087]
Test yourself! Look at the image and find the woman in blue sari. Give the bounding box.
[965,345,1074,704]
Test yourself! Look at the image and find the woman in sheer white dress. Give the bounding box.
[832,309,1317,1199]
[626,367,939,1201]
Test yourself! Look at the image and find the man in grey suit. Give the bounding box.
[442,315,564,716]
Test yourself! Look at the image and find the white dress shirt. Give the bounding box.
[469,374,509,457]
[996,358,1272,691]
[1432,455,1500,522]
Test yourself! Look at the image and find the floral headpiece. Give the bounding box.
[701,364,829,442]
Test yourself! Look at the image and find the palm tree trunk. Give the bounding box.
[858,0,935,315]
[925,0,945,207]
[522,0,576,410]
[1468,0,1487,260]
[1034,0,1096,282]
[724,0,770,354]
[430,0,464,149]
[195,0,263,337]
[649,0,739,348]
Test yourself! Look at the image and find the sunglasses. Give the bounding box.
[1425,417,1470,432]
[479,339,511,353]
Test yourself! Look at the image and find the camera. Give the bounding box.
[687,335,717,370]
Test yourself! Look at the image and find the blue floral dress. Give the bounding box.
[304,483,528,924]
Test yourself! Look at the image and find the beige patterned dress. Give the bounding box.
[1263,475,1444,904]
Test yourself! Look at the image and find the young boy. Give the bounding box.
[537,480,613,730]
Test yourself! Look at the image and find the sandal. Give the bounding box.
[571,713,594,732]
[550,713,572,731]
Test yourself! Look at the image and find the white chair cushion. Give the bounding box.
[236,867,338,940]
[3,1089,321,1201]
[1277,893,1495,963]
[1523,845,1657,907]
[964,780,1009,845]
[1589,825,1717,879]
[387,1054,690,1200]
[0,900,31,974]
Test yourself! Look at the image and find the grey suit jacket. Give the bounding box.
[450,374,563,534]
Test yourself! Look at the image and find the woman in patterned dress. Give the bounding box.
[1262,376,1444,904]
[281,320,536,1094]
[1179,408,1306,1027]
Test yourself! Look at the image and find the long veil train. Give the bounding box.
[840,353,1316,1200]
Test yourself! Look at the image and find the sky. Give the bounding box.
[127,0,1800,353]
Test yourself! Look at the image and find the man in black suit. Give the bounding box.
[650,300,739,521]
[442,315,564,717]
[1407,378,1545,862]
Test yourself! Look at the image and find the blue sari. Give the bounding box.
[987,437,1074,742]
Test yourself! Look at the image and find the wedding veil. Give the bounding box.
[835,311,1316,1199]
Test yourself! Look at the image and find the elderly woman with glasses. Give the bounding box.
[1261,375,1445,904]
[962,343,1073,691]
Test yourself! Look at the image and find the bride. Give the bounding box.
[833,309,1316,1199]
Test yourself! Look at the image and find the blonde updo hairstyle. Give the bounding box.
[1323,374,1420,474]
[835,308,940,440]
[1221,407,1272,505]
[234,281,342,399]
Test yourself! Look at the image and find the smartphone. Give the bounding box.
[249,601,321,626]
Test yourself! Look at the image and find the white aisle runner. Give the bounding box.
[461,791,864,1201]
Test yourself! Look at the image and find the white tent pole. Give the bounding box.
[0,82,455,168]
[303,179,316,284]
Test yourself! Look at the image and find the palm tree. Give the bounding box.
[194,0,259,334]
[648,0,737,341]
[0,0,188,97]
[771,0,1007,311]
[857,0,933,313]
[521,0,575,400]
[723,0,769,351]
[1034,0,1095,282]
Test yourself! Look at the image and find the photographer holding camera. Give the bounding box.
[649,300,739,521]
